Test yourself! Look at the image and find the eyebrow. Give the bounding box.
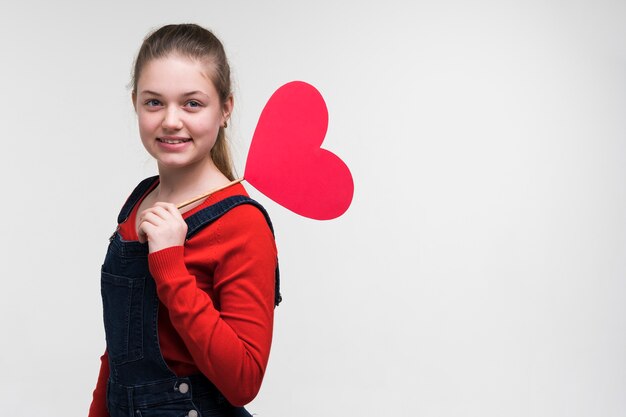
[139,90,209,98]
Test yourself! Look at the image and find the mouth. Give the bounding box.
[157,137,192,144]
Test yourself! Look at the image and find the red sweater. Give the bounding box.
[88,182,277,416]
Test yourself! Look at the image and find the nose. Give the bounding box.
[161,106,183,131]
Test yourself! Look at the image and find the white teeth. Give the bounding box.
[159,138,188,144]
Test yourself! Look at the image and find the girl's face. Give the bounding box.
[133,54,232,170]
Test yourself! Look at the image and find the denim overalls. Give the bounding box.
[101,177,281,417]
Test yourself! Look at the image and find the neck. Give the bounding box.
[154,158,232,204]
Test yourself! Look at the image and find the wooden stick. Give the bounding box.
[176,178,245,209]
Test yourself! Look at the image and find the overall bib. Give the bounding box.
[101,177,281,417]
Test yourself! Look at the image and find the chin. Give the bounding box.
[156,154,210,170]
[158,161,192,170]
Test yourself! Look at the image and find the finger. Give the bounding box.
[140,211,165,227]
[138,228,147,243]
[153,202,183,217]
[148,205,172,220]
[152,201,177,209]
[140,205,168,219]
[144,205,180,224]
[141,205,175,226]
[137,221,156,243]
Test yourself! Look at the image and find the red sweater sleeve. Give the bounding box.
[88,350,110,417]
[147,204,277,406]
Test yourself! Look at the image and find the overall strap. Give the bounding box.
[117,176,159,224]
[185,195,282,307]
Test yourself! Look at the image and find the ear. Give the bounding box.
[131,92,137,112]
[222,94,234,125]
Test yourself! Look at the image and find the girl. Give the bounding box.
[89,24,281,417]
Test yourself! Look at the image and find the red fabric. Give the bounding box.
[88,183,277,416]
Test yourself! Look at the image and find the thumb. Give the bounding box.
[138,227,148,243]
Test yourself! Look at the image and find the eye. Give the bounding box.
[185,100,202,108]
[145,99,161,107]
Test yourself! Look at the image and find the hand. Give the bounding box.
[137,202,188,253]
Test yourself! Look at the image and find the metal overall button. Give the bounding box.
[187,410,198,417]
[177,382,189,394]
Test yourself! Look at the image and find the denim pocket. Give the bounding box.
[101,270,145,364]
[133,401,199,417]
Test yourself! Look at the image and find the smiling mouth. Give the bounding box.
[157,138,192,144]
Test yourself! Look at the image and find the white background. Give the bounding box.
[1,1,626,416]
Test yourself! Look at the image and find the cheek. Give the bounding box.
[137,113,159,135]
[191,118,220,138]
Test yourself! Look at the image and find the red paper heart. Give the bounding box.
[245,81,354,220]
